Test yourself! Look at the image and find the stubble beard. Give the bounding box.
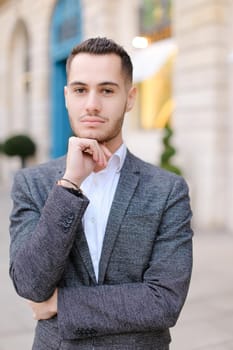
[70,102,127,145]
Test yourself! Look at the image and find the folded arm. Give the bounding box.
[57,177,193,339]
[9,170,89,302]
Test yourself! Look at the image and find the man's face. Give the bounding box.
[64,53,136,151]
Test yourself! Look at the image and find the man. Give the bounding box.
[9,37,193,350]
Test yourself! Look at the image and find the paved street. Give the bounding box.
[0,185,233,350]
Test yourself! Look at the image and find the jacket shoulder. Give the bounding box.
[13,156,66,191]
[16,156,65,176]
[128,152,184,183]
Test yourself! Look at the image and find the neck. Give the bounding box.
[104,138,123,154]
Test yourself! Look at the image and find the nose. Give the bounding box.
[85,91,101,115]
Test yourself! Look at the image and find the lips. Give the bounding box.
[80,116,106,126]
[81,117,105,123]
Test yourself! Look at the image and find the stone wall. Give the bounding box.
[173,0,230,231]
[1,0,232,232]
[0,0,56,172]
[0,0,161,166]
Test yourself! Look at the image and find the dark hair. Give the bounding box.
[66,37,133,83]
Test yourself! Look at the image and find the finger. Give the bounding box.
[95,144,112,169]
[83,147,93,155]
[100,144,112,159]
[76,138,111,169]
[79,141,99,162]
[97,150,109,168]
[82,141,106,166]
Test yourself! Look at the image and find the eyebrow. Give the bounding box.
[68,81,120,88]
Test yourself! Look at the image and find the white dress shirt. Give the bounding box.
[80,143,127,281]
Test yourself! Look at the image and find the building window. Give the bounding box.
[50,0,82,158]
[8,20,31,133]
[51,0,82,60]
[136,0,174,130]
[140,0,172,42]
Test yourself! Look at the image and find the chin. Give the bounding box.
[74,130,104,142]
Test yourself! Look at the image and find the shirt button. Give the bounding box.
[91,217,95,223]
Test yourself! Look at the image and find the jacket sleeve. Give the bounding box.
[57,176,193,339]
[9,170,89,302]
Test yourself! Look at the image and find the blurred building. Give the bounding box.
[0,0,232,233]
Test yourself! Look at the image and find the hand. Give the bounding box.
[27,288,58,320]
[63,137,112,186]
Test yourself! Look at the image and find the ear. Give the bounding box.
[64,86,68,108]
[126,86,137,112]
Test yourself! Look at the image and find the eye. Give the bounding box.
[102,88,114,95]
[74,87,87,94]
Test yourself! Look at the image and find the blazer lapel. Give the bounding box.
[73,226,97,284]
[55,157,97,284]
[98,152,140,284]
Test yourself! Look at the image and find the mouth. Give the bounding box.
[80,116,106,126]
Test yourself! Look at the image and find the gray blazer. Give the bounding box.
[9,151,193,350]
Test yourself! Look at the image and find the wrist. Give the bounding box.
[62,173,83,187]
[57,178,83,195]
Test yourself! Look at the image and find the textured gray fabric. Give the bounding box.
[9,151,193,349]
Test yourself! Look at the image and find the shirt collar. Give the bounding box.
[112,143,127,173]
[97,143,126,174]
[81,144,127,192]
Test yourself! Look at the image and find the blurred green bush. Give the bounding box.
[2,134,36,168]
